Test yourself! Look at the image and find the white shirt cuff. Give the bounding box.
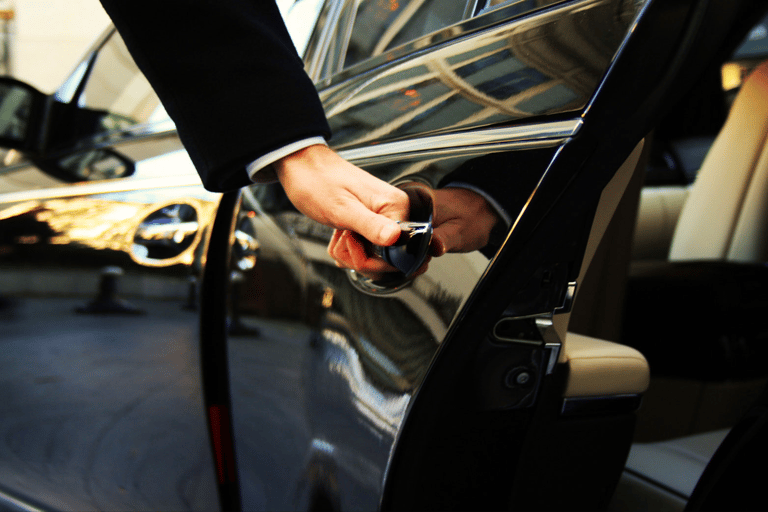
[246,136,328,183]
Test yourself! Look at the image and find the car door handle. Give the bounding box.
[135,220,200,245]
[350,183,434,295]
[371,220,432,278]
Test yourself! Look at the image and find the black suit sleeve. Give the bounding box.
[99,0,331,191]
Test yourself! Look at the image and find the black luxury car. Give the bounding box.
[1,0,767,510]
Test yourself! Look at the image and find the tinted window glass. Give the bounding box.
[478,0,558,15]
[344,0,470,69]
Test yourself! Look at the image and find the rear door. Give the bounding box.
[221,0,655,509]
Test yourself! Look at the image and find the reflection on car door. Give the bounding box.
[222,0,646,510]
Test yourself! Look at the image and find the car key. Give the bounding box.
[370,184,434,278]
[371,220,433,277]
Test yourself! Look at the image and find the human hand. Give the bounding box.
[328,185,502,277]
[274,144,410,246]
[429,187,502,257]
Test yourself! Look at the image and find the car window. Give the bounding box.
[343,0,473,70]
[79,34,170,134]
[476,0,561,15]
[320,0,599,84]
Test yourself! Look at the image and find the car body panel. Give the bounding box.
[224,0,646,509]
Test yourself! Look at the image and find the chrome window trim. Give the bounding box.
[54,27,116,104]
[0,488,44,512]
[332,0,359,77]
[464,0,481,18]
[284,0,327,58]
[337,118,582,165]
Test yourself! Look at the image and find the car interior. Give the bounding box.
[560,14,768,511]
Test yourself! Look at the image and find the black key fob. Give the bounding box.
[371,185,433,278]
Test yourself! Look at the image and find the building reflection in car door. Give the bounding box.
[224,146,558,510]
[323,0,631,149]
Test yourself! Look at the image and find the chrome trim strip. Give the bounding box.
[338,119,582,165]
[344,139,570,167]
[0,120,580,204]
[0,174,205,204]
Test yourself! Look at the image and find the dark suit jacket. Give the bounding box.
[99,0,331,191]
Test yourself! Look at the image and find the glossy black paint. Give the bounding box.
[221,2,639,507]
[381,0,766,509]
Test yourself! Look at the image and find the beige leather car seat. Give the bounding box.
[606,63,768,512]
[669,60,768,262]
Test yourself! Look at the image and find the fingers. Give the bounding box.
[329,228,434,279]
[275,145,410,246]
[274,145,502,280]
[431,188,500,253]
[432,219,488,255]
[335,200,404,247]
[429,233,448,257]
[328,229,398,275]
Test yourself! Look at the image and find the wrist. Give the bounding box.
[274,143,331,181]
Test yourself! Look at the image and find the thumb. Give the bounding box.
[343,207,402,246]
[432,221,464,254]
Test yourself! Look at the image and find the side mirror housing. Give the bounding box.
[0,77,49,153]
[0,77,135,181]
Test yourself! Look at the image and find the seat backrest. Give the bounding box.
[669,60,768,262]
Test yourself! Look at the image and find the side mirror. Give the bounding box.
[0,77,135,181]
[0,77,48,152]
[35,147,135,182]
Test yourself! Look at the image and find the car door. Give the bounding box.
[216,0,692,510]
[0,30,222,510]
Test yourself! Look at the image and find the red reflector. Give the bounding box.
[208,404,237,485]
[208,405,226,484]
